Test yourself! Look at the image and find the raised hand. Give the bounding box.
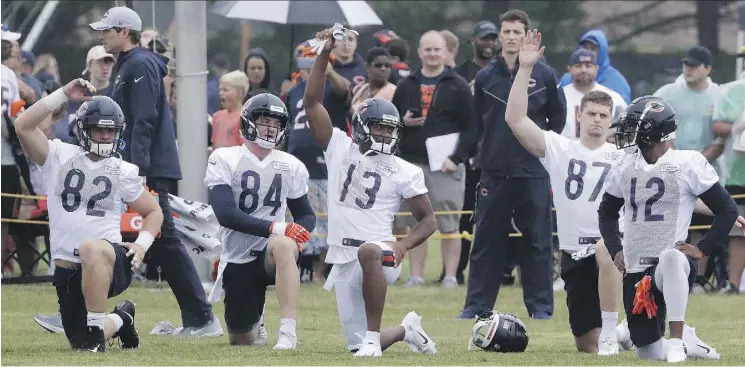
[63,78,96,102]
[519,29,545,67]
[311,28,337,53]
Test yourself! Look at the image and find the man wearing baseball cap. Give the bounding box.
[558,30,631,103]
[560,48,626,140]
[88,6,222,337]
[64,46,117,116]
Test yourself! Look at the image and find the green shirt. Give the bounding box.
[714,79,745,186]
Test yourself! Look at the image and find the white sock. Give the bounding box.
[279,318,296,335]
[402,324,414,343]
[107,313,124,332]
[364,330,381,345]
[600,311,618,339]
[86,312,105,330]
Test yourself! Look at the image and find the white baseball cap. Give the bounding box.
[1,24,21,41]
[82,46,116,75]
[89,7,142,32]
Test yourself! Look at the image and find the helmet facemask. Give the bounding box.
[76,121,125,158]
[353,114,401,156]
[242,108,289,150]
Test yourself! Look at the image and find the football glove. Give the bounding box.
[271,222,311,248]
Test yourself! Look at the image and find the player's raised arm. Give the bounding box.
[14,79,94,165]
[504,29,547,158]
[302,28,338,151]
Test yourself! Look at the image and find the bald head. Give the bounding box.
[418,30,446,70]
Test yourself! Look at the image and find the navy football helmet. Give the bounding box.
[469,310,529,353]
[351,97,402,155]
[75,96,125,157]
[613,96,677,151]
[240,93,290,149]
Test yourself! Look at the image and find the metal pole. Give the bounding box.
[20,1,60,52]
[737,0,745,77]
[175,1,210,280]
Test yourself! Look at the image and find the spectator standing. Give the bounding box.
[211,70,249,148]
[446,20,499,285]
[286,41,351,282]
[385,37,411,86]
[68,46,116,115]
[461,10,566,320]
[207,53,230,115]
[4,43,44,101]
[90,6,221,335]
[243,48,277,99]
[713,72,745,295]
[391,30,476,288]
[560,49,626,140]
[1,29,22,272]
[331,29,367,89]
[32,53,61,84]
[654,46,723,293]
[350,47,396,113]
[440,30,459,68]
[559,30,631,103]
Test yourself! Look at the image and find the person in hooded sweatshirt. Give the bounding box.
[243,48,278,99]
[89,6,223,337]
[559,30,631,103]
[331,29,368,90]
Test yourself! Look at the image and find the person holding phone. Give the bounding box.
[391,30,477,288]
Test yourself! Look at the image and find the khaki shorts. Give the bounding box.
[395,163,465,234]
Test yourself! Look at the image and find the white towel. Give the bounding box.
[168,194,223,259]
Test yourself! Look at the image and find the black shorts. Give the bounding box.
[560,251,601,337]
[53,241,132,348]
[622,256,697,348]
[1,165,20,220]
[222,250,276,334]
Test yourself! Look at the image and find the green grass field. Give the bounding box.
[2,250,745,366]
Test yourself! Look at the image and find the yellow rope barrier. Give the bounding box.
[2,192,741,237]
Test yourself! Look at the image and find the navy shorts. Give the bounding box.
[622,256,697,348]
[53,241,132,348]
[222,250,275,334]
[560,251,601,337]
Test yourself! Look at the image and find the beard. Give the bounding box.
[574,74,594,86]
[476,45,496,60]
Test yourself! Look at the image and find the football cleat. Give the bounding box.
[112,300,139,349]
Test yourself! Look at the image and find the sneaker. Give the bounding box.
[77,326,106,352]
[400,311,436,354]
[405,277,424,287]
[552,278,565,292]
[112,300,139,349]
[353,341,382,357]
[34,313,65,334]
[718,282,740,295]
[273,331,297,350]
[173,314,224,337]
[666,338,687,363]
[441,276,458,288]
[690,283,706,294]
[683,325,720,359]
[255,314,268,346]
[616,319,635,351]
[597,337,619,356]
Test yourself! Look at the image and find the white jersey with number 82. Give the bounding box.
[44,139,143,263]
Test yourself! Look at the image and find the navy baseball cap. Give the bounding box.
[568,48,597,65]
[21,51,35,66]
[472,21,498,39]
[682,46,713,66]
